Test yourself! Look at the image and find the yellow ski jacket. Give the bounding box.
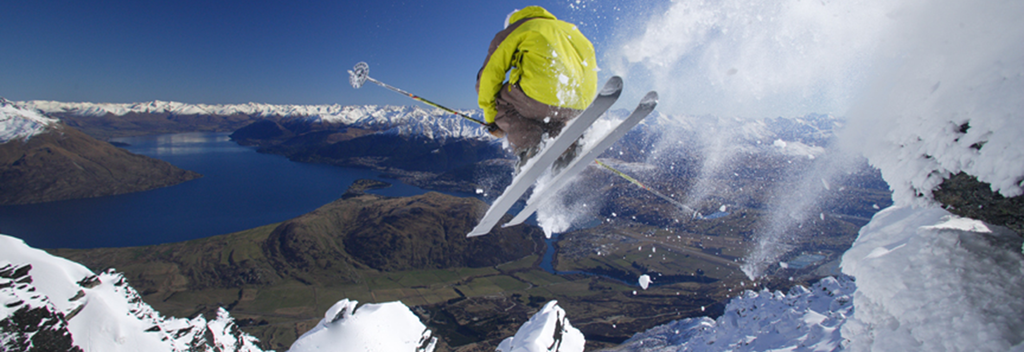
[477,6,598,124]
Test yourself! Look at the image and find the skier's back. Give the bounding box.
[476,6,598,170]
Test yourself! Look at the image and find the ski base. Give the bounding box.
[503,91,658,228]
[467,76,623,237]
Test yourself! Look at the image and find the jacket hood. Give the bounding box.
[507,6,557,27]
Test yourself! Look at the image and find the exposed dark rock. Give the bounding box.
[933,172,1024,236]
[0,263,82,352]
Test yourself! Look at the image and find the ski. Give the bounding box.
[503,91,658,228]
[467,76,623,237]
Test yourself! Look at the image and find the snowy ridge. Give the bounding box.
[0,262,79,351]
[0,235,264,352]
[22,100,368,119]
[0,98,59,144]
[18,100,490,141]
[617,276,854,352]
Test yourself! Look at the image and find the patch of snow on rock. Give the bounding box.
[0,99,59,144]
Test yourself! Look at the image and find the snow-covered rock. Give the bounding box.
[289,299,436,352]
[0,262,80,352]
[1,99,59,144]
[496,300,585,352]
[618,276,854,352]
[840,207,1024,351]
[0,235,265,352]
[842,0,1024,204]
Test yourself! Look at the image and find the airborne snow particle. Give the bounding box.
[639,274,652,290]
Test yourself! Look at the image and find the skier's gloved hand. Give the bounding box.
[486,123,506,138]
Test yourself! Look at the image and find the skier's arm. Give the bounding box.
[477,33,521,124]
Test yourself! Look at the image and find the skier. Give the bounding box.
[476,6,599,172]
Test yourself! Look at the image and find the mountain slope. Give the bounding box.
[0,127,202,205]
[262,190,546,284]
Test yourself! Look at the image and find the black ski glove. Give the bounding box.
[487,123,506,138]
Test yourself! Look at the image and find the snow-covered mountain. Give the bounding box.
[18,100,491,141]
[18,99,842,147]
[21,100,386,121]
[0,98,59,144]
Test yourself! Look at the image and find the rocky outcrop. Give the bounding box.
[933,172,1024,236]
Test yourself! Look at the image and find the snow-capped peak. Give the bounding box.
[496,300,585,352]
[289,299,436,352]
[0,98,59,144]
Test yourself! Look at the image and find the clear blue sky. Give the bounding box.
[1,1,654,109]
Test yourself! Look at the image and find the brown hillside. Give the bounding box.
[263,191,545,284]
[0,123,201,205]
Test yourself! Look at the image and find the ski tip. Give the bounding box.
[601,76,623,95]
[641,91,659,106]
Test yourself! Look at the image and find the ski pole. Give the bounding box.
[348,62,486,125]
[349,62,687,215]
[595,159,697,216]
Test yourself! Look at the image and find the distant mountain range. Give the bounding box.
[2,97,855,215]
[19,100,491,141]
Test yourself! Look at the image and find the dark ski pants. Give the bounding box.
[493,83,581,155]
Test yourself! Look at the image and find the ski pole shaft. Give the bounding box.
[594,159,696,215]
[348,62,485,125]
[363,76,486,125]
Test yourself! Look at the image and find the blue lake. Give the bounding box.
[0,132,463,249]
